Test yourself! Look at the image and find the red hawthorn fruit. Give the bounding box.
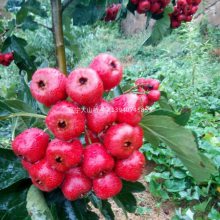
[150,2,161,13]
[135,78,160,91]
[12,128,49,163]
[171,19,181,28]
[0,52,14,66]
[111,93,143,126]
[138,93,148,109]
[30,68,67,107]
[66,68,104,107]
[133,125,144,149]
[86,100,117,133]
[147,90,161,102]
[61,167,92,201]
[185,15,193,21]
[137,0,151,14]
[46,139,83,172]
[93,172,122,199]
[45,101,85,141]
[85,130,100,145]
[191,5,198,14]
[29,159,64,192]
[115,151,145,182]
[82,143,115,178]
[89,53,123,91]
[21,160,33,172]
[103,123,143,159]
[131,0,139,5]
[177,14,186,21]
[105,4,121,22]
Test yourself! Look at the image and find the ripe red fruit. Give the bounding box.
[85,130,100,145]
[115,151,145,182]
[147,90,161,102]
[171,19,181,28]
[90,53,123,91]
[105,4,121,22]
[135,78,160,91]
[150,2,161,13]
[21,160,33,172]
[0,52,14,66]
[111,93,143,126]
[46,101,85,141]
[61,167,92,201]
[137,0,151,14]
[66,68,104,107]
[133,125,144,149]
[12,128,49,163]
[103,123,143,159]
[46,139,83,172]
[185,15,192,22]
[29,159,64,192]
[86,100,117,133]
[131,0,139,5]
[93,172,122,199]
[82,143,114,178]
[30,68,67,107]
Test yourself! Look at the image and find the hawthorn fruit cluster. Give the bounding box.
[131,0,170,15]
[105,4,121,22]
[12,53,161,200]
[170,0,201,28]
[0,52,14,66]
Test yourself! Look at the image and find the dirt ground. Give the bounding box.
[92,162,175,220]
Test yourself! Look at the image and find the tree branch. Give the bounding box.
[62,0,74,13]
[50,0,67,75]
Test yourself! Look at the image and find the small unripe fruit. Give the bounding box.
[103,123,143,159]
[86,100,117,133]
[29,159,64,192]
[82,143,115,178]
[30,68,67,107]
[46,139,83,172]
[111,93,143,126]
[90,53,123,91]
[66,68,104,107]
[115,151,145,182]
[61,167,92,201]
[93,172,122,199]
[12,128,49,163]
[46,101,85,141]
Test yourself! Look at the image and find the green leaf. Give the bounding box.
[121,181,146,193]
[114,192,137,213]
[140,115,218,183]
[0,185,30,220]
[2,35,36,80]
[143,6,173,46]
[158,91,174,111]
[113,85,123,97]
[26,185,53,220]
[0,148,28,191]
[89,193,115,220]
[72,0,106,26]
[146,108,191,126]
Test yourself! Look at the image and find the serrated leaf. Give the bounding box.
[26,185,53,220]
[0,148,28,191]
[140,115,218,183]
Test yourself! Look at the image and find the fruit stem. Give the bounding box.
[124,85,138,94]
[50,0,67,75]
